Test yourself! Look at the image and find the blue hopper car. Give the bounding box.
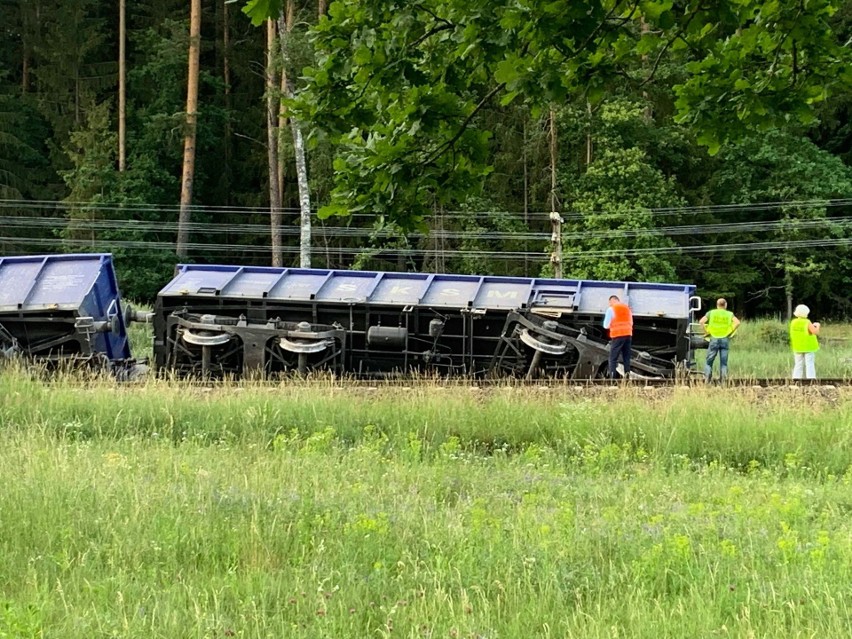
[153,264,701,379]
[0,253,141,371]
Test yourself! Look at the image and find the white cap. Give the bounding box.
[793,304,810,318]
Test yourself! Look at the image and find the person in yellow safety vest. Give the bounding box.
[790,304,821,379]
[603,295,633,378]
[698,298,741,382]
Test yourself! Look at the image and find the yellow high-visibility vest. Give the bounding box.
[789,317,819,353]
[706,309,734,338]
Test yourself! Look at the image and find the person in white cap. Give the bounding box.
[789,304,821,379]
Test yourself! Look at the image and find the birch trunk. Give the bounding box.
[266,19,283,266]
[177,0,202,258]
[279,6,311,268]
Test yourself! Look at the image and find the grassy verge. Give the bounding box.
[0,372,850,637]
[2,371,850,473]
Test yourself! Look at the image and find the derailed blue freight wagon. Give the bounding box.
[153,264,701,379]
[0,253,140,371]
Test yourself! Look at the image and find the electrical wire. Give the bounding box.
[2,235,849,261]
[0,214,849,242]
[1,197,850,222]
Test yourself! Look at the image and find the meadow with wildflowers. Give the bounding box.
[0,370,850,638]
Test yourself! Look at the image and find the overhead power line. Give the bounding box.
[2,235,850,261]
[1,197,850,222]
[0,214,849,242]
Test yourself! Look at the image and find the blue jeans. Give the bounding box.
[609,336,632,378]
[704,337,730,381]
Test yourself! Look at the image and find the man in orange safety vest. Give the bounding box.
[603,295,633,378]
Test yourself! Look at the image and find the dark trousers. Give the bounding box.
[609,336,632,378]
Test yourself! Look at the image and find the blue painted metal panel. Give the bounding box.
[474,278,534,310]
[315,271,379,302]
[0,253,131,360]
[267,270,330,300]
[0,259,44,309]
[162,264,696,318]
[568,280,693,318]
[370,273,431,305]
[160,266,238,296]
[421,275,483,308]
[220,268,283,297]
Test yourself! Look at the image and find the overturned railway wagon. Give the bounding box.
[0,253,135,369]
[154,265,700,379]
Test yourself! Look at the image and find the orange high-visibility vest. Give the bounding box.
[609,303,633,338]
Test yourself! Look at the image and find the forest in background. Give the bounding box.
[0,0,851,317]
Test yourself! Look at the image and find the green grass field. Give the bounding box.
[1,370,850,638]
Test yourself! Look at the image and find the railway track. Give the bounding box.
[298,377,847,388]
[115,375,852,388]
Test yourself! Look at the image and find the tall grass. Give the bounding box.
[2,370,850,473]
[0,403,850,636]
[1,371,850,637]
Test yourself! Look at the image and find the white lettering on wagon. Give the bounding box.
[487,290,518,299]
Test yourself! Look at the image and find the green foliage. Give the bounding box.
[674,0,848,153]
[0,92,56,199]
[240,0,852,227]
[2,0,851,317]
[242,0,283,26]
[557,101,685,281]
[31,0,114,143]
[565,147,681,281]
[702,131,852,313]
[754,320,789,345]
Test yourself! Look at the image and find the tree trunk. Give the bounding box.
[279,7,312,268]
[522,116,529,277]
[22,54,29,94]
[640,18,653,122]
[549,107,562,278]
[585,101,593,166]
[266,19,283,266]
[318,0,328,16]
[223,0,232,203]
[177,0,202,258]
[277,0,296,213]
[118,0,126,172]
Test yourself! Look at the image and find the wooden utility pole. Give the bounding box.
[549,107,562,278]
[177,0,202,258]
[118,0,126,172]
[266,19,283,266]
